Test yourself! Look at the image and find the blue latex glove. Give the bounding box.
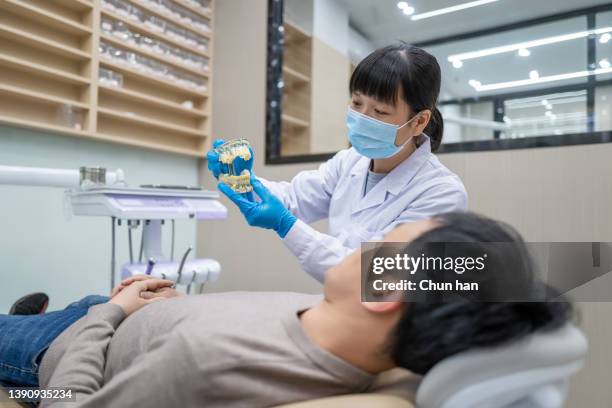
[206,139,227,179]
[218,174,297,238]
[206,138,254,179]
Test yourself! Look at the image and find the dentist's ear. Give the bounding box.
[361,300,403,314]
[414,109,432,134]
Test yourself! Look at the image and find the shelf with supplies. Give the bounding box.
[100,0,210,57]
[0,0,214,157]
[173,0,212,19]
[125,0,212,39]
[100,34,209,78]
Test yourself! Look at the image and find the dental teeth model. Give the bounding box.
[215,138,253,193]
[220,170,252,193]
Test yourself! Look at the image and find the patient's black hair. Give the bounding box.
[349,42,444,151]
[388,212,573,375]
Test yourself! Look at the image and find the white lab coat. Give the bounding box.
[261,134,468,282]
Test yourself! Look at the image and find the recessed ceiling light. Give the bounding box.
[600,33,611,44]
[518,48,531,57]
[600,58,611,69]
[545,104,553,110]
[529,70,540,80]
[468,79,482,88]
[471,67,612,92]
[402,6,415,15]
[411,0,498,21]
[397,1,408,9]
[448,27,612,64]
[452,59,463,68]
[541,99,548,106]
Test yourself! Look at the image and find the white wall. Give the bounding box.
[0,125,199,312]
[348,26,375,64]
[284,0,313,34]
[312,0,348,55]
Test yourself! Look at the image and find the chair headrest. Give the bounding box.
[416,324,587,408]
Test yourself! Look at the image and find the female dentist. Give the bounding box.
[207,43,468,283]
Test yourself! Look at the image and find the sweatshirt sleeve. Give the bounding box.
[42,315,199,408]
[40,303,125,407]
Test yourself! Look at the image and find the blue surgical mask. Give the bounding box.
[346,107,417,159]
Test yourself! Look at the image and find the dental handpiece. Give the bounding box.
[145,258,156,275]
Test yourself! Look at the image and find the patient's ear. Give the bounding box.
[361,301,403,314]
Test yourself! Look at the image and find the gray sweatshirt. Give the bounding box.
[39,292,418,407]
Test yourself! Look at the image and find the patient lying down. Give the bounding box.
[0,212,571,408]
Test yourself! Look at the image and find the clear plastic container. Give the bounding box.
[145,15,166,32]
[56,104,83,130]
[101,17,114,34]
[112,20,131,41]
[99,68,124,87]
[184,0,212,14]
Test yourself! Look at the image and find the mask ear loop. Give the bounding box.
[393,112,422,151]
[397,112,421,130]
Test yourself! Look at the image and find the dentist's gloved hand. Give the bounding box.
[218,175,297,238]
[206,138,254,179]
[206,139,226,179]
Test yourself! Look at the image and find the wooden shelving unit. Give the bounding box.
[281,21,311,156]
[0,0,214,157]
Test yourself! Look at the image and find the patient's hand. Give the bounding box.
[111,275,178,297]
[140,287,184,299]
[109,278,174,315]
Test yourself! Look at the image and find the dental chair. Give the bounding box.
[278,323,588,408]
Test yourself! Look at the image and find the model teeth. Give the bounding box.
[215,138,253,193]
[220,169,253,193]
[218,144,251,164]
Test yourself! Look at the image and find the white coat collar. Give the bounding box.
[349,134,431,215]
[386,133,432,195]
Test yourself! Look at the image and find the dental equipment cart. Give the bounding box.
[0,165,228,292]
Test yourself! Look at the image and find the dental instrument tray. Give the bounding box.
[68,186,227,220]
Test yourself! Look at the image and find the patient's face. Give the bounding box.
[324,219,436,305]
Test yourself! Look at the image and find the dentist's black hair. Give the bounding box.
[349,42,444,151]
[386,212,573,375]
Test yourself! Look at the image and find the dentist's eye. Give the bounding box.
[352,101,362,107]
[375,109,388,115]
